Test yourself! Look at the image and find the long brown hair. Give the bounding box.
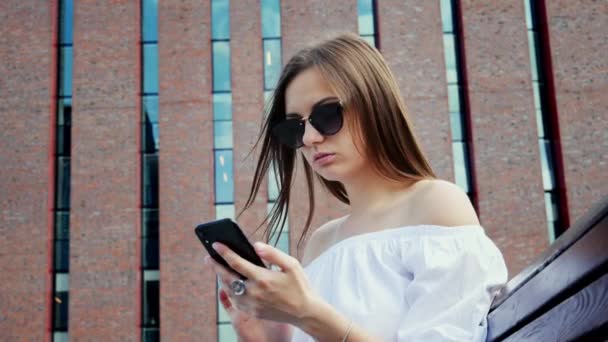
[237,33,435,253]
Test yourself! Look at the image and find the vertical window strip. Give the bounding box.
[357,0,378,48]
[262,0,289,254]
[211,1,236,339]
[440,0,475,202]
[524,0,564,242]
[141,0,160,341]
[53,1,73,341]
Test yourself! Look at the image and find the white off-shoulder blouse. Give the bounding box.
[291,225,508,342]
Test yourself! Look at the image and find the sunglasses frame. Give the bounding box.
[272,100,344,149]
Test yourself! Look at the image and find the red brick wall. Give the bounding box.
[460,1,548,275]
[69,1,140,339]
[378,0,454,181]
[0,1,54,340]
[281,0,357,257]
[157,0,216,340]
[545,0,608,223]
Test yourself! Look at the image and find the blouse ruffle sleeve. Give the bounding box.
[396,229,508,341]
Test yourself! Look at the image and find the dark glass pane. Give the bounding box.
[142,0,158,42]
[213,93,232,121]
[261,0,281,38]
[440,0,454,33]
[143,44,159,94]
[214,121,233,149]
[212,42,231,92]
[142,121,160,153]
[58,97,72,125]
[56,125,71,157]
[54,240,69,272]
[143,277,160,326]
[143,154,159,208]
[143,237,159,269]
[143,95,159,123]
[60,0,74,44]
[59,46,72,97]
[264,39,282,90]
[56,157,70,210]
[211,0,230,40]
[53,291,69,330]
[450,112,463,142]
[214,150,234,203]
[358,0,374,35]
[55,211,70,240]
[142,328,160,342]
[142,209,159,237]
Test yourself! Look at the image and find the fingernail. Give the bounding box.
[254,242,265,251]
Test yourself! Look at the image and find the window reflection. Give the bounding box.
[142,0,158,42]
[261,0,281,38]
[143,44,159,94]
[213,42,231,92]
[264,39,281,90]
[214,121,233,149]
[59,47,72,97]
[213,93,232,121]
[215,150,234,203]
[211,0,230,40]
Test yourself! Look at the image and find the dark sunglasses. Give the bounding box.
[272,100,344,149]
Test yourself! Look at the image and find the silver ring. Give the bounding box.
[230,279,246,296]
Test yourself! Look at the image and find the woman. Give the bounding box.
[205,33,508,341]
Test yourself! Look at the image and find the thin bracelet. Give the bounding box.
[342,320,353,342]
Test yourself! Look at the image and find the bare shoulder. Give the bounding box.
[411,179,480,227]
[300,216,345,267]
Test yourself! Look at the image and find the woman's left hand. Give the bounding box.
[207,241,320,325]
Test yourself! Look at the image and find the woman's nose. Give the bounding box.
[301,120,324,147]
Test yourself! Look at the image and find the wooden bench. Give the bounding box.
[486,195,608,341]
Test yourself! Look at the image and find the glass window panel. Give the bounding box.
[143,44,159,94]
[536,109,547,138]
[261,0,281,38]
[544,191,558,223]
[443,34,458,84]
[59,46,73,97]
[214,121,233,149]
[268,162,279,202]
[142,328,160,342]
[215,150,234,203]
[452,142,471,192]
[143,237,159,269]
[447,84,461,113]
[215,204,235,220]
[142,0,158,42]
[213,93,232,121]
[450,112,463,142]
[440,0,454,33]
[142,121,160,153]
[143,95,159,123]
[532,80,542,110]
[56,124,71,157]
[358,0,375,35]
[211,0,230,40]
[53,332,69,342]
[264,90,273,105]
[143,271,160,326]
[55,273,69,292]
[219,323,238,341]
[60,0,73,45]
[524,0,533,29]
[53,291,69,330]
[55,211,70,240]
[143,154,159,208]
[58,98,72,125]
[361,35,376,47]
[528,31,539,81]
[143,209,159,237]
[56,157,70,210]
[54,240,69,272]
[213,42,231,92]
[539,139,556,190]
[264,39,282,90]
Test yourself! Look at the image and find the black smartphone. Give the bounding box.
[194,218,267,280]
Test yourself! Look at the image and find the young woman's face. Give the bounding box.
[284,67,368,182]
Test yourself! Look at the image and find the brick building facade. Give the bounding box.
[1,0,606,340]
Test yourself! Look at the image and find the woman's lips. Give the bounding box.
[313,153,336,166]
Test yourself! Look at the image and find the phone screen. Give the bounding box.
[194,218,266,279]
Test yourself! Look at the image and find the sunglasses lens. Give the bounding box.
[272,119,304,148]
[310,102,343,136]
